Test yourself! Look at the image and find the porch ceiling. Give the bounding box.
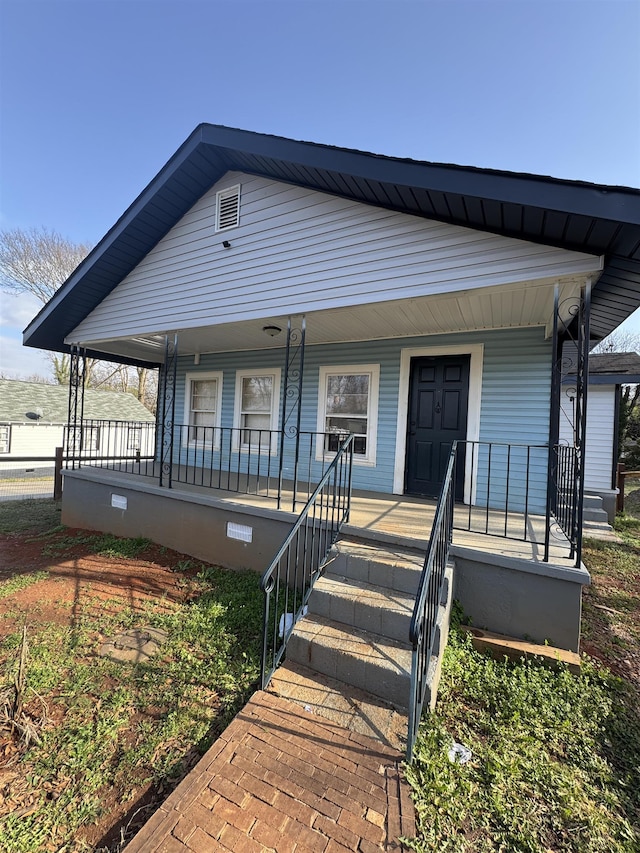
[82,274,585,363]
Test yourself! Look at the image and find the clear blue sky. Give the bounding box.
[1,0,640,378]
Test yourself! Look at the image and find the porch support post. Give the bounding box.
[544,285,561,562]
[66,345,86,471]
[278,316,306,511]
[574,279,591,567]
[159,333,178,489]
[544,281,591,567]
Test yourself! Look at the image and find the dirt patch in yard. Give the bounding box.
[0,529,195,639]
[0,519,260,852]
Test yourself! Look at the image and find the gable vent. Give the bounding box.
[216,185,240,231]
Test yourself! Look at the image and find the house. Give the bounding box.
[0,379,155,474]
[22,126,640,755]
[560,351,640,523]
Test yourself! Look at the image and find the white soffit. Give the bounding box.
[68,275,586,361]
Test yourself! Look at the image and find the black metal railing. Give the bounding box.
[545,443,581,564]
[68,423,583,565]
[74,420,354,511]
[172,423,283,498]
[63,419,157,473]
[260,435,354,689]
[407,442,457,762]
[455,440,549,541]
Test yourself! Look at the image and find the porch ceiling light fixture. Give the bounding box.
[262,325,282,337]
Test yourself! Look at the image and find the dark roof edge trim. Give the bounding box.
[201,125,640,223]
[23,125,210,340]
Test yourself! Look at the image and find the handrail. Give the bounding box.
[407,441,457,762]
[260,434,354,689]
[544,443,582,567]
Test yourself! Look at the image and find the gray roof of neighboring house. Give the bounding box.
[23,125,640,364]
[0,380,155,424]
[587,352,640,384]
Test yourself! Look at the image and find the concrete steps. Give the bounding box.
[583,494,611,526]
[284,537,452,714]
[311,574,415,642]
[582,494,617,538]
[287,613,412,707]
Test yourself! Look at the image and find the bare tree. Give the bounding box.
[89,361,158,413]
[592,328,640,467]
[1,226,158,410]
[0,227,92,384]
[0,371,54,384]
[0,226,91,303]
[591,328,640,355]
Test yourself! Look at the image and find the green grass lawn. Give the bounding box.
[0,567,263,852]
[0,501,264,852]
[2,497,640,852]
[0,497,62,535]
[405,487,640,852]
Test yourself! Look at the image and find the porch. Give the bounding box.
[60,458,589,656]
[62,459,575,564]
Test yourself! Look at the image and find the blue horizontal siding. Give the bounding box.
[173,326,552,508]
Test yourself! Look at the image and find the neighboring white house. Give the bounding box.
[560,352,640,521]
[0,379,156,473]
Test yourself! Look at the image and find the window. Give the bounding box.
[233,369,281,452]
[317,365,380,465]
[183,371,223,446]
[127,425,142,452]
[67,425,100,454]
[215,185,240,231]
[0,425,10,454]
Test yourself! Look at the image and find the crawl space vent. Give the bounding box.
[227,522,252,543]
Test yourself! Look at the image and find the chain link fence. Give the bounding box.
[0,454,61,502]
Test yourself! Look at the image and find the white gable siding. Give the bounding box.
[559,385,615,491]
[69,173,600,344]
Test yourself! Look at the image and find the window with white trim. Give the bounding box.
[67,425,100,454]
[233,369,281,452]
[317,365,380,465]
[183,371,223,446]
[215,185,241,231]
[127,425,142,452]
[0,425,10,454]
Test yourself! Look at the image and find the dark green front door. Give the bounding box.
[405,355,470,499]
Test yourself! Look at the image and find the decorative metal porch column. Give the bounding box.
[66,345,86,470]
[278,316,306,510]
[159,334,178,488]
[544,281,591,566]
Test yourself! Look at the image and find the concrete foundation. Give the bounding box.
[61,469,295,573]
[451,544,588,652]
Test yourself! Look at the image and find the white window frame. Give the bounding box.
[127,425,142,452]
[68,425,99,454]
[183,371,224,448]
[0,424,10,454]
[316,364,380,466]
[232,368,281,454]
[215,184,241,232]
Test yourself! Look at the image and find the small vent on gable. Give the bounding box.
[216,185,240,231]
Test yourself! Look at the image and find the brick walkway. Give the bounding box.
[124,690,415,852]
